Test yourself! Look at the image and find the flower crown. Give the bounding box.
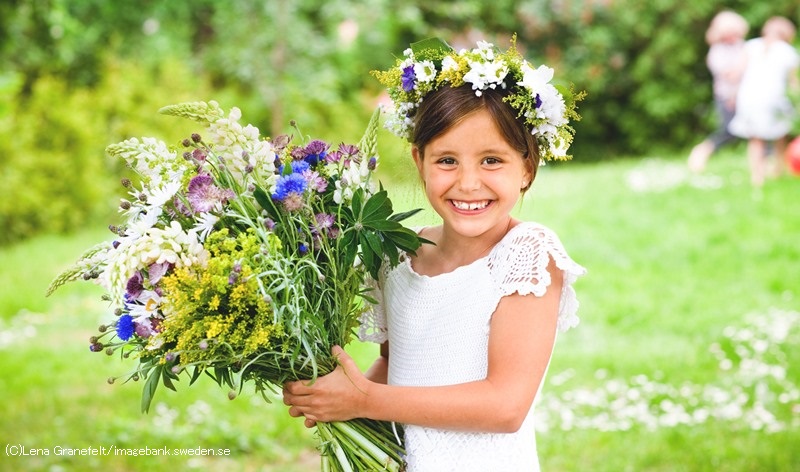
[372,37,583,161]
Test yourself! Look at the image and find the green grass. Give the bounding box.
[1,150,799,471]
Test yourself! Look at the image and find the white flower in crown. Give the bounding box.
[413,60,438,84]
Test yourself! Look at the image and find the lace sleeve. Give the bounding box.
[358,274,388,343]
[488,223,587,332]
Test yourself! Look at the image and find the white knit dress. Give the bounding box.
[359,222,586,471]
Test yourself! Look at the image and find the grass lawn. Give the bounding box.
[1,149,798,471]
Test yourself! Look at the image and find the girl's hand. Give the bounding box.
[282,346,370,428]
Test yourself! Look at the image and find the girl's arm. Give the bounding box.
[283,258,563,433]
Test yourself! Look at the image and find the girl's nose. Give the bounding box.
[457,167,481,191]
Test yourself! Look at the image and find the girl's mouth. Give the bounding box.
[450,200,491,211]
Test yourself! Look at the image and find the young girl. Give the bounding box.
[283,39,586,471]
[728,16,800,188]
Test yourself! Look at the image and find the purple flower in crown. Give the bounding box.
[401,65,416,92]
[187,173,235,213]
[534,94,542,109]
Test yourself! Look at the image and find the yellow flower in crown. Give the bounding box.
[372,37,584,161]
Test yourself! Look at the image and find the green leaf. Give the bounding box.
[361,190,392,223]
[141,365,162,413]
[410,38,453,59]
[388,208,423,223]
[363,219,403,232]
[254,186,281,221]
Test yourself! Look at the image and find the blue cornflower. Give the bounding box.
[401,65,416,92]
[291,160,310,174]
[116,314,135,341]
[272,173,308,201]
[298,243,309,255]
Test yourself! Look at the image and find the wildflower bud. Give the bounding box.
[182,138,192,147]
[228,273,238,285]
[101,294,111,301]
[114,308,123,316]
[247,183,256,192]
[123,352,131,358]
[108,377,115,385]
[89,336,98,343]
[171,365,182,374]
[289,120,297,127]
[119,199,131,210]
[263,294,272,303]
[198,340,208,350]
[192,149,206,161]
[138,192,147,203]
[191,133,202,143]
[82,272,92,280]
[98,324,107,333]
[108,224,118,234]
[121,178,132,188]
[318,274,325,283]
[105,347,114,355]
[183,151,192,160]
[132,373,139,381]
[228,391,237,400]
[165,352,176,362]
[90,342,104,352]
[245,164,254,174]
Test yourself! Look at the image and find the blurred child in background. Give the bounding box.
[728,16,800,188]
[688,11,749,173]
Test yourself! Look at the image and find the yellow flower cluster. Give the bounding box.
[154,228,284,364]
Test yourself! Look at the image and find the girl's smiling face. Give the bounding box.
[413,108,532,240]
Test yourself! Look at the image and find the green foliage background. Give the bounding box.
[0,0,799,245]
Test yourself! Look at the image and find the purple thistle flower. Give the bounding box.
[303,139,329,166]
[315,213,335,230]
[337,143,360,157]
[187,173,234,213]
[304,170,328,192]
[126,272,144,299]
[325,150,343,163]
[290,146,307,161]
[116,314,135,341]
[191,148,207,162]
[401,65,416,92]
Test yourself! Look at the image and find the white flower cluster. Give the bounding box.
[101,221,209,304]
[332,157,376,204]
[109,137,191,188]
[207,106,277,188]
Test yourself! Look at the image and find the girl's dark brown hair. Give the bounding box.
[410,84,540,190]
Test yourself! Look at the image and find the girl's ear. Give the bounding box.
[412,146,424,175]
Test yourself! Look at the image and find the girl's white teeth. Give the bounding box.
[452,200,489,210]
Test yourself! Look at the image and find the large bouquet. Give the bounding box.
[48,101,422,471]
